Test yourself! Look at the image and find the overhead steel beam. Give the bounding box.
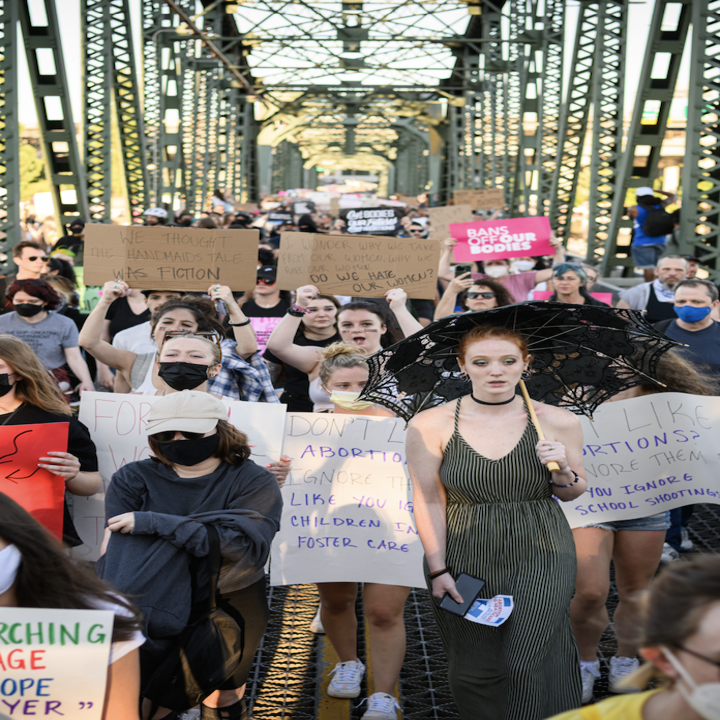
[19,0,89,230]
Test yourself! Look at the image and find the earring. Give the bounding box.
[522,367,532,380]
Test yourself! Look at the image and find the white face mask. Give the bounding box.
[329,390,375,411]
[662,645,720,720]
[513,260,535,273]
[0,543,22,594]
[484,265,508,278]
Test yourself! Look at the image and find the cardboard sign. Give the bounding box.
[561,393,720,528]
[532,290,613,305]
[339,207,404,236]
[453,189,505,210]
[450,216,553,261]
[83,224,259,291]
[270,413,425,587]
[330,197,340,215]
[72,393,287,560]
[0,607,114,720]
[427,205,475,241]
[0,423,68,540]
[395,195,419,207]
[276,232,439,299]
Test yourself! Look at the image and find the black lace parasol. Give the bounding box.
[359,302,679,422]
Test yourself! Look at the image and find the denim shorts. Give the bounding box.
[631,243,666,269]
[581,510,671,533]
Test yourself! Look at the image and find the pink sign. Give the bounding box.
[450,217,553,262]
[532,290,613,305]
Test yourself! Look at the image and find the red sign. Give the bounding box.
[450,216,553,262]
[0,423,69,540]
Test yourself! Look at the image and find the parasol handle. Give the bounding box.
[519,379,561,473]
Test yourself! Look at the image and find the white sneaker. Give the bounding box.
[609,656,640,693]
[680,527,695,552]
[580,660,600,704]
[327,660,365,698]
[360,692,400,720]
[661,542,680,563]
[310,606,325,634]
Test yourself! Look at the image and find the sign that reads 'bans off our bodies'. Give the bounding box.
[83,224,259,291]
[450,216,553,262]
[0,608,114,720]
[276,232,439,299]
[270,413,425,588]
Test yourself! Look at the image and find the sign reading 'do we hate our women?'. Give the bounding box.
[276,232,440,299]
[560,392,720,528]
[0,607,114,720]
[270,413,425,588]
[450,216,553,262]
[72,392,287,562]
[83,224,259,292]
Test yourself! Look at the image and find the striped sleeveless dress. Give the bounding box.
[426,397,581,720]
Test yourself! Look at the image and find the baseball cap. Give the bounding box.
[145,391,227,436]
[635,187,656,198]
[257,265,277,281]
[144,207,168,219]
[69,218,85,230]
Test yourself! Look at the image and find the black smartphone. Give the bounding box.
[454,264,473,277]
[438,573,486,616]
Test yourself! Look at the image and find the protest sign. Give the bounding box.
[84,224,259,291]
[330,197,340,215]
[276,232,439,299]
[339,207,404,236]
[450,216,553,262]
[73,393,287,560]
[532,290,613,305]
[0,423,68,540]
[293,201,315,216]
[270,413,425,587]
[453,189,505,210]
[0,607,113,720]
[267,211,294,224]
[427,205,475,241]
[395,194,419,207]
[561,393,720,528]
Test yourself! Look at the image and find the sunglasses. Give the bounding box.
[409,229,424,234]
[151,430,206,442]
[27,256,49,262]
[466,292,496,299]
[161,330,223,354]
[256,277,277,285]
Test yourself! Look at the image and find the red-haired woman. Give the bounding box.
[0,278,94,394]
[406,325,587,720]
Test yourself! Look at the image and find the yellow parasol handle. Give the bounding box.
[519,379,561,473]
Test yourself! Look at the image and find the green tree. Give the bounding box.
[19,139,49,200]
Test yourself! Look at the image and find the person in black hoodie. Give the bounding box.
[98,391,283,720]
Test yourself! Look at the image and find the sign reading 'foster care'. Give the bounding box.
[276,232,439,298]
[450,216,553,261]
[84,224,259,291]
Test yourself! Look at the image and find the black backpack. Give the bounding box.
[642,206,675,237]
[143,524,245,712]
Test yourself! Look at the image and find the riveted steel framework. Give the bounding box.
[679,0,720,278]
[602,0,691,274]
[0,0,19,269]
[19,0,89,230]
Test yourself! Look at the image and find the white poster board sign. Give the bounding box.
[0,608,114,720]
[73,392,287,560]
[562,393,720,527]
[270,413,425,588]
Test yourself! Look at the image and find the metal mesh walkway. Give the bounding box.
[245,504,720,719]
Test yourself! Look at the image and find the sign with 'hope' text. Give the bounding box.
[270,413,425,588]
[0,608,113,720]
[561,393,720,528]
[450,216,553,261]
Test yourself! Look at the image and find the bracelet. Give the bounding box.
[428,568,450,580]
[551,470,580,489]
[228,318,251,327]
[287,304,308,317]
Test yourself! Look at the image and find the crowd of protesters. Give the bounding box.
[1,186,719,720]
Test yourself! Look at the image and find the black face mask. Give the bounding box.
[157,361,212,391]
[14,303,45,318]
[0,374,14,398]
[157,434,220,466]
